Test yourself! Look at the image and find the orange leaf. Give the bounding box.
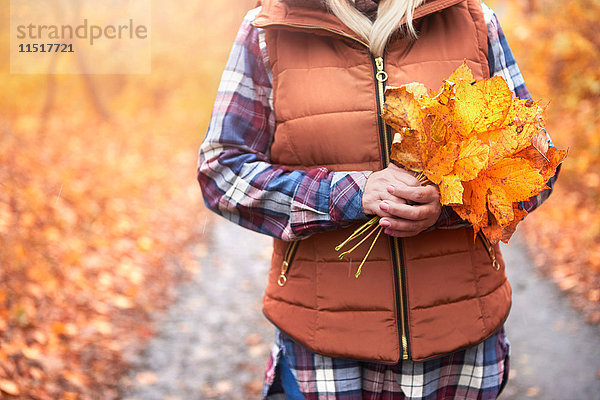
[482,204,528,244]
[425,141,460,184]
[487,186,515,226]
[390,130,425,173]
[484,158,546,203]
[454,180,489,228]
[383,87,425,132]
[540,147,568,182]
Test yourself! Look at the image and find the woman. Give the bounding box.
[198,0,557,398]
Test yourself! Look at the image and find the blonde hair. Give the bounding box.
[325,0,424,57]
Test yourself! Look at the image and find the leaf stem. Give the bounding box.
[415,171,430,184]
[355,226,383,278]
[335,216,380,251]
[338,220,381,260]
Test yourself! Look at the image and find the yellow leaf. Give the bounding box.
[453,137,490,181]
[485,123,537,165]
[446,61,474,84]
[484,158,545,203]
[383,63,566,244]
[487,186,515,226]
[453,76,513,136]
[425,142,460,184]
[439,175,464,205]
[383,87,425,132]
[505,98,543,130]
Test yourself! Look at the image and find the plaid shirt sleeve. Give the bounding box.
[197,8,370,241]
[434,2,559,228]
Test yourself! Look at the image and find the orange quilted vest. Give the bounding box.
[253,0,511,362]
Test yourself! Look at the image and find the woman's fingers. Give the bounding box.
[378,217,431,237]
[378,193,442,236]
[362,164,442,236]
[387,183,440,205]
[387,163,422,186]
[383,227,424,238]
[362,164,440,223]
[379,201,435,221]
[363,172,410,216]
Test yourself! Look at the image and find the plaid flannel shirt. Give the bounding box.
[265,327,510,400]
[198,3,557,399]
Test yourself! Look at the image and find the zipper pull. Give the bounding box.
[278,241,299,287]
[489,246,500,271]
[479,233,501,271]
[375,57,388,83]
[278,260,289,287]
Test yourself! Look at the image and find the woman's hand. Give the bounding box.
[362,164,441,237]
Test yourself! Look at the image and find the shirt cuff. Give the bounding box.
[431,205,470,230]
[329,171,372,224]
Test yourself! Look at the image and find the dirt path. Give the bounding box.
[500,232,600,399]
[123,218,599,399]
[122,217,274,399]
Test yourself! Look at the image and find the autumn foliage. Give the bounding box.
[384,63,566,244]
[486,0,600,322]
[0,1,256,398]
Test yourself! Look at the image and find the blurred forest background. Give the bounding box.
[0,0,598,398]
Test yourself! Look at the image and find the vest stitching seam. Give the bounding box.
[278,109,375,124]
[466,0,491,79]
[467,229,490,335]
[410,280,508,311]
[265,293,316,310]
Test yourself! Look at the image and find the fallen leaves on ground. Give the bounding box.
[0,107,205,399]
[0,1,260,398]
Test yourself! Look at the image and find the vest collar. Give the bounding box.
[254,0,467,47]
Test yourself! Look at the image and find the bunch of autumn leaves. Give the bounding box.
[337,63,566,276]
